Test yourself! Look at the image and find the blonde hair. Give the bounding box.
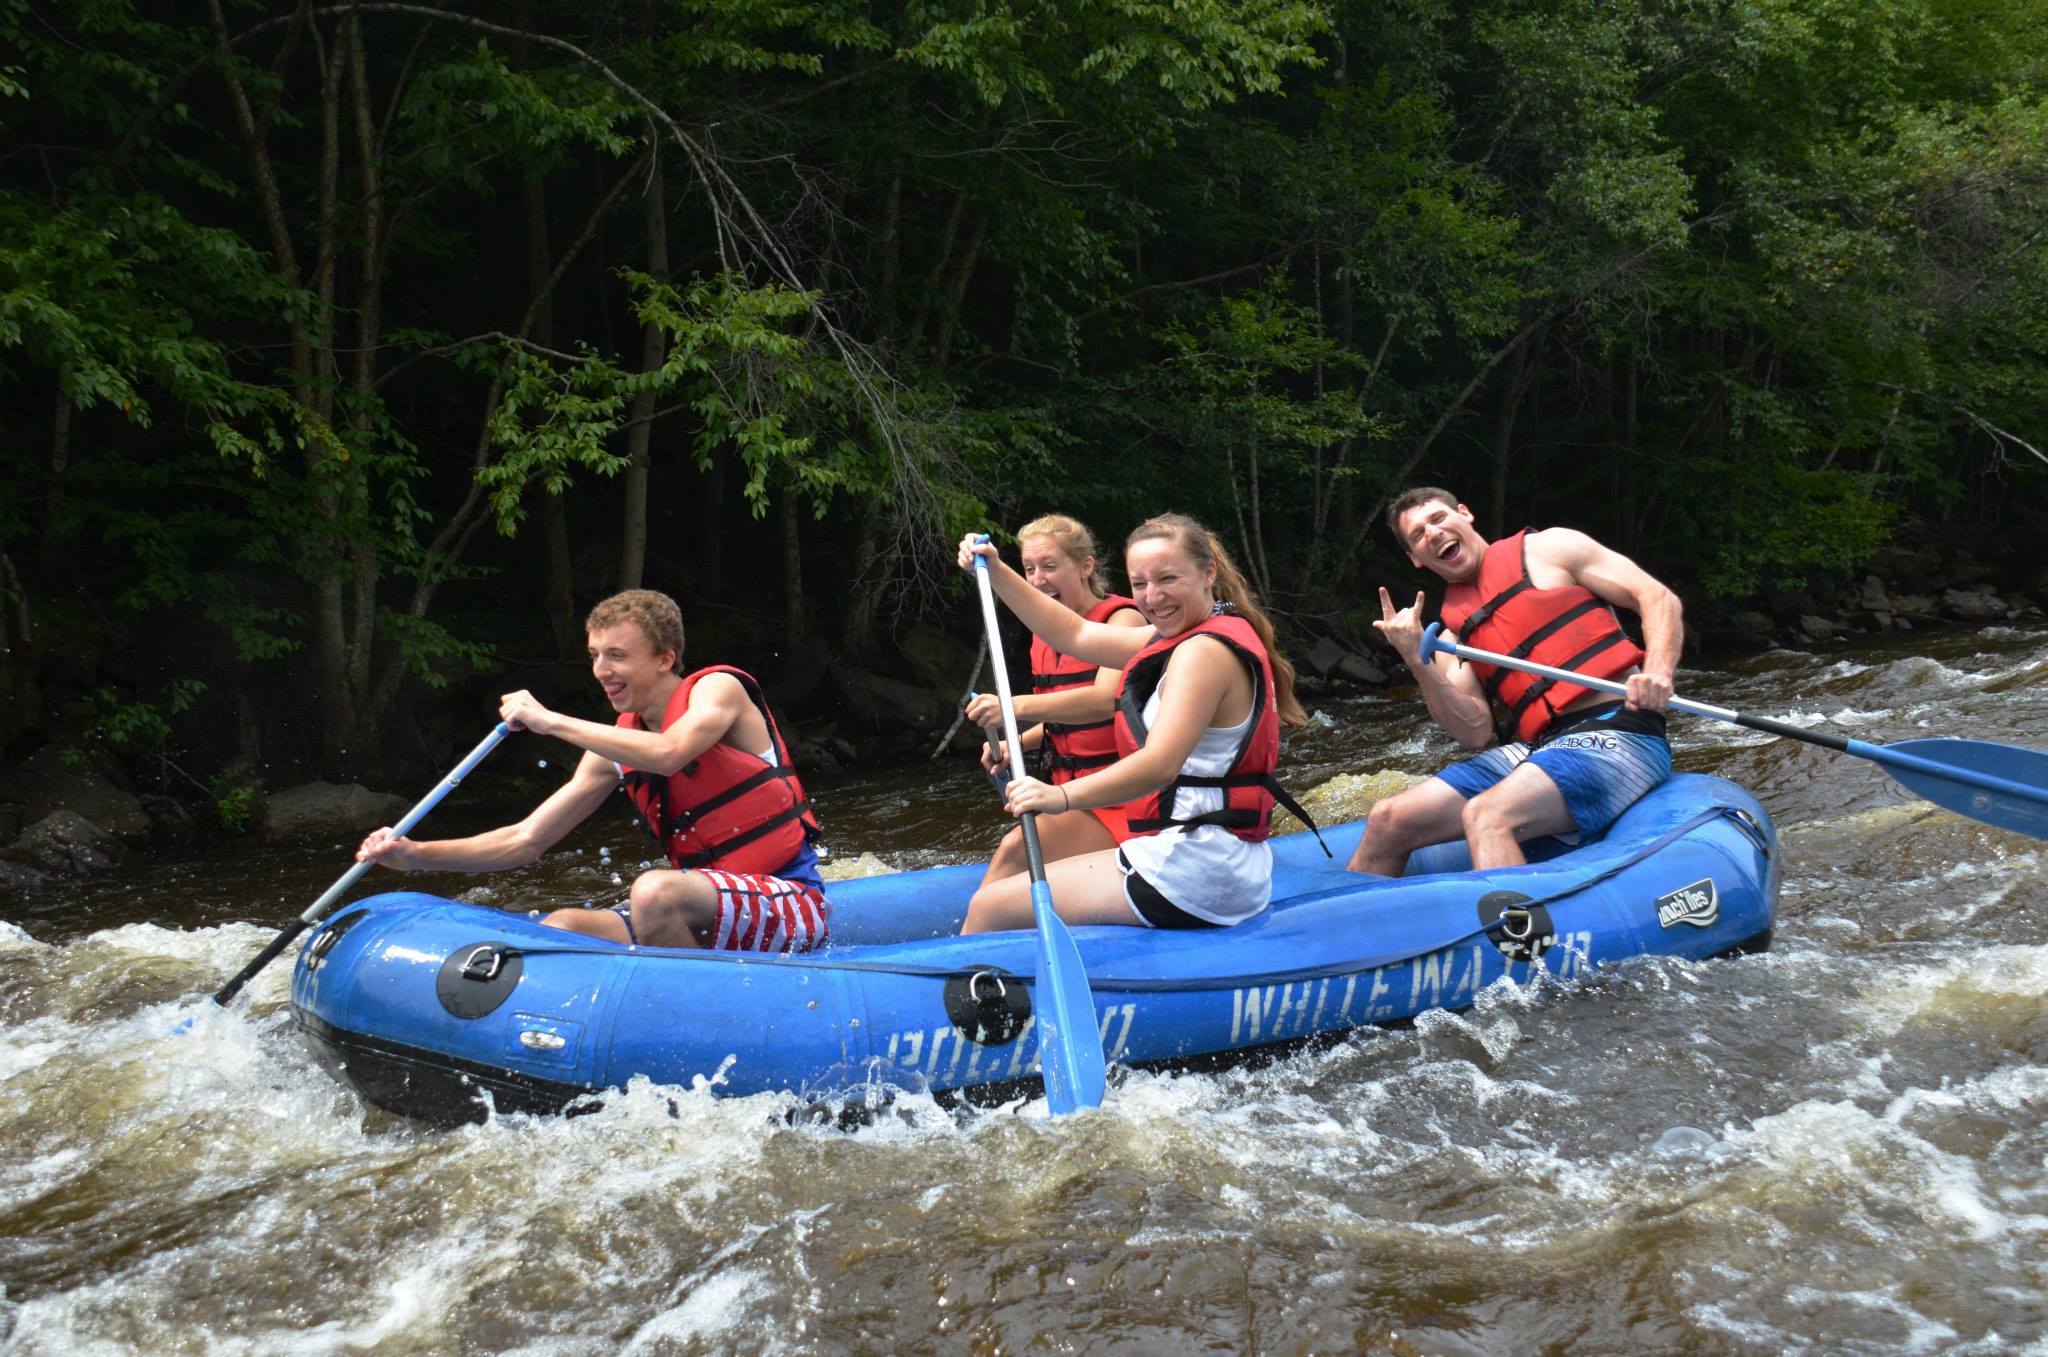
[1124,513,1306,725]
[1016,513,1110,597]
[585,589,683,662]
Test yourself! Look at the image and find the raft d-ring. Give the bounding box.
[943,968,1031,1046]
[461,945,504,982]
[1496,908,1535,943]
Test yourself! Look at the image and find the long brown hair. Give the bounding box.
[1125,513,1306,726]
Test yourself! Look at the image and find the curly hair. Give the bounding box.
[584,589,683,660]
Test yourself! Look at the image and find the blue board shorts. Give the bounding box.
[1435,701,1672,837]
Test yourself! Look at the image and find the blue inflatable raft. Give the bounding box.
[291,772,1777,1123]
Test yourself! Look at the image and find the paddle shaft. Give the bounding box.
[211,722,512,1005]
[979,717,1013,794]
[1418,624,2039,804]
[972,541,1107,1113]
[973,573,1049,880]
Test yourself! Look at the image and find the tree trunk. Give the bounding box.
[931,209,987,365]
[696,449,726,596]
[780,479,806,641]
[1488,329,1540,534]
[875,173,902,362]
[340,10,386,763]
[840,515,884,661]
[523,171,582,657]
[41,379,70,580]
[1619,350,1639,550]
[617,145,669,591]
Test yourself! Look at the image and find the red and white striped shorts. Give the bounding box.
[701,869,830,954]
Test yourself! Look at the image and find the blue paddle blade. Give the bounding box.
[1859,737,2048,840]
[1031,881,1107,1114]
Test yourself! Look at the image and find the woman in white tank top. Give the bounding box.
[954,513,1307,933]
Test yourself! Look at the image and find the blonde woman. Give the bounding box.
[964,515,1147,883]
[956,513,1311,933]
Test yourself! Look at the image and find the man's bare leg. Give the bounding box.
[1348,777,1469,876]
[1460,763,1576,870]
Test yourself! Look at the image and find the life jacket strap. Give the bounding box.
[1457,577,1530,643]
[1031,667,1095,690]
[1042,746,1119,775]
[668,799,816,870]
[1125,773,1328,856]
[1503,632,1631,736]
[660,764,801,830]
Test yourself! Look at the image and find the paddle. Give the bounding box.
[968,696,1013,794]
[1419,623,2048,840]
[971,540,1108,1113]
[211,722,514,1005]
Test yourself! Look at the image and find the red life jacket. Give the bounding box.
[1028,593,1138,784]
[1111,611,1322,850]
[1438,529,1647,744]
[617,666,821,874]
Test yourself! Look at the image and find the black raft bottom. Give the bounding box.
[296,1009,596,1127]
[296,927,1775,1128]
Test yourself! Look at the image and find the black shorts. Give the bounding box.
[1117,849,1221,930]
[1536,699,1668,746]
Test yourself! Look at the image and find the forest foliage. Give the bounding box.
[2,0,2044,785]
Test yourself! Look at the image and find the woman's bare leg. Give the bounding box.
[980,807,1116,886]
[963,847,1140,933]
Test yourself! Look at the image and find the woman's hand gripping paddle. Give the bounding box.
[210,722,514,1006]
[971,539,1108,1114]
[1419,623,2048,839]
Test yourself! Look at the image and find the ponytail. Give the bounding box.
[1125,513,1306,726]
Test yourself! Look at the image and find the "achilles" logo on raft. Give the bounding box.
[1655,878,1720,928]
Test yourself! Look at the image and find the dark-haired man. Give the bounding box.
[357,589,828,951]
[1350,488,1683,876]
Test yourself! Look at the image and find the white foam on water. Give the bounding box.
[0,919,49,950]
[0,1021,71,1082]
[1852,943,2048,1035]
[1736,1098,2013,1243]
[1783,1284,1960,1354]
[1775,705,1896,727]
[823,851,898,881]
[0,1144,88,1218]
[620,1267,779,1355]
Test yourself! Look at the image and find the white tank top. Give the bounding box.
[1116,679,1273,925]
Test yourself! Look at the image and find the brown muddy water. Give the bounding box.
[2,627,2045,1355]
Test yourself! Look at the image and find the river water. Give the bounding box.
[2,627,2044,1355]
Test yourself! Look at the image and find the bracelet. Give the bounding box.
[1061,786,1072,812]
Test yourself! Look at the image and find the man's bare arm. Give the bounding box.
[357,749,619,872]
[1534,528,1684,710]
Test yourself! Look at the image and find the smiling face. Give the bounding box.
[1395,498,1487,583]
[1018,534,1099,615]
[1125,537,1215,639]
[587,620,678,721]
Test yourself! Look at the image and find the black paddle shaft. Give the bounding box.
[212,921,313,1005]
[983,727,1051,879]
[1733,711,1850,752]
